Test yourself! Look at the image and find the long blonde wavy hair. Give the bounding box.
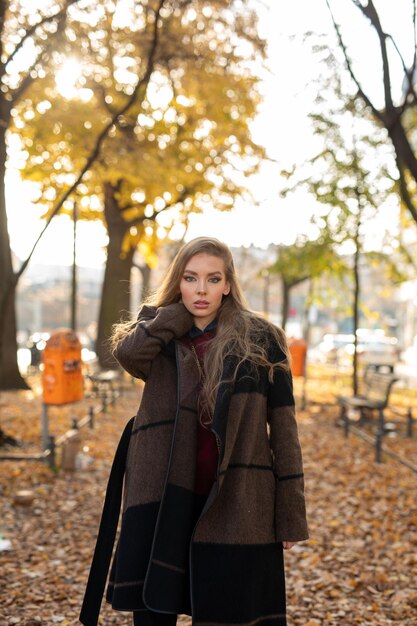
[112,237,290,417]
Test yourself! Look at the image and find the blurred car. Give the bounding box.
[315,331,399,369]
[314,333,355,364]
[336,334,399,369]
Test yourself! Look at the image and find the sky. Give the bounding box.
[5,0,411,268]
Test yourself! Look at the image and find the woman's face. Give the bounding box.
[180,253,230,329]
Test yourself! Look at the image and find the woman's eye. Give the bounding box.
[183,275,221,283]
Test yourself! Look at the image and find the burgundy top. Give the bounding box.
[180,325,219,496]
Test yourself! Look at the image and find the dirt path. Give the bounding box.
[0,384,416,626]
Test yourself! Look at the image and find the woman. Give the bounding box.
[80,237,308,626]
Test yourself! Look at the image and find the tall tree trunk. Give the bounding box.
[262,270,270,318]
[352,248,360,394]
[281,279,290,331]
[352,200,362,395]
[96,182,134,368]
[301,279,313,343]
[0,127,29,390]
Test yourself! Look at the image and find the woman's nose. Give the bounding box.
[196,282,206,294]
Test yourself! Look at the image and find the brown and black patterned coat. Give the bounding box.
[80,303,308,626]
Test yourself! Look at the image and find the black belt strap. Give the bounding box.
[79,416,134,626]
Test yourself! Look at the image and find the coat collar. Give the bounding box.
[188,318,218,339]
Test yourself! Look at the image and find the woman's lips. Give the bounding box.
[194,301,209,308]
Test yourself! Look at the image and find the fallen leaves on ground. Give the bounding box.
[0,370,416,625]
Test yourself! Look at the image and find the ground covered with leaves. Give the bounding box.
[0,370,416,626]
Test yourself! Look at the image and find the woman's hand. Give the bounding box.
[283,541,297,550]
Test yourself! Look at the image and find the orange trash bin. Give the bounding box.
[42,329,84,405]
[288,338,307,377]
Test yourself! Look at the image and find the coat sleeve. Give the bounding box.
[113,302,194,380]
[267,346,309,543]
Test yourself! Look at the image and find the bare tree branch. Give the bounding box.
[398,239,417,270]
[4,1,84,108]
[354,0,394,110]
[398,0,417,111]
[4,0,82,71]
[395,153,417,223]
[325,0,384,124]
[325,0,417,224]
[403,0,417,107]
[380,5,417,113]
[122,186,193,229]
[10,53,47,105]
[386,33,417,110]
[414,0,417,66]
[0,1,8,76]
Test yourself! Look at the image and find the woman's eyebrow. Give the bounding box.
[183,269,223,276]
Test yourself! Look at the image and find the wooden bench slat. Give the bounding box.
[338,396,385,409]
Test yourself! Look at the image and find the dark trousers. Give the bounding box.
[133,611,177,626]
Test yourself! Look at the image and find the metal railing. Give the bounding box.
[0,374,124,469]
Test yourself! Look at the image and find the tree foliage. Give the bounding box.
[15,0,267,365]
[268,233,344,331]
[18,0,265,226]
[282,50,410,282]
[279,50,411,389]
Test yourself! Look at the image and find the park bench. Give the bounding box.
[337,367,416,464]
[85,361,124,410]
[337,369,399,436]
